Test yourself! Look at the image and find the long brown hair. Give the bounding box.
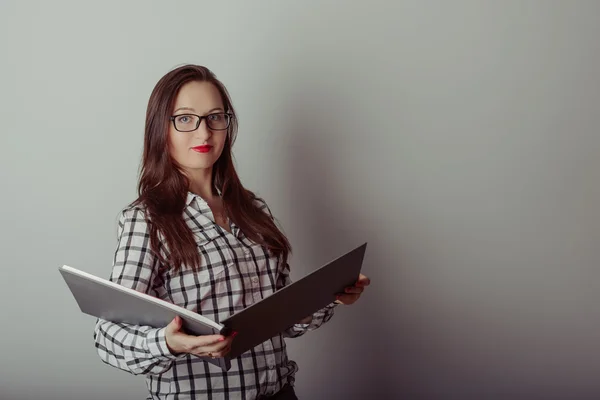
[131,64,291,272]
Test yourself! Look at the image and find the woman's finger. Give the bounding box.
[198,341,232,359]
[344,286,364,294]
[216,343,233,357]
[194,345,229,359]
[356,274,371,287]
[200,336,235,354]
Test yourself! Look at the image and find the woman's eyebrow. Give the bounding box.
[173,106,223,114]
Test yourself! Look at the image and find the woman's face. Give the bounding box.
[168,80,228,173]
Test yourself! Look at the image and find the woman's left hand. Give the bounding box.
[335,274,370,305]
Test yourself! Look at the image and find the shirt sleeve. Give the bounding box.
[253,195,339,338]
[93,207,185,376]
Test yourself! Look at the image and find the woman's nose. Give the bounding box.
[193,120,212,140]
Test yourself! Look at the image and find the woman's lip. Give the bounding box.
[192,145,212,153]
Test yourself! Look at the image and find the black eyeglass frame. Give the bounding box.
[169,112,233,132]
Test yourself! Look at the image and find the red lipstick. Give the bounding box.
[192,145,212,153]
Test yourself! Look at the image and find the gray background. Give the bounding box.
[2,1,600,399]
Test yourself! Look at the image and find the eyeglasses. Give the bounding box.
[170,112,232,132]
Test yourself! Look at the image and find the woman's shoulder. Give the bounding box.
[249,192,275,219]
[251,193,269,210]
[115,201,150,230]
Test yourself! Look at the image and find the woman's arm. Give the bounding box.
[93,207,184,376]
[276,261,338,338]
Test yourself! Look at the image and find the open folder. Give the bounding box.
[59,242,367,371]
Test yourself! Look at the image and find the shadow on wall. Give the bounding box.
[282,78,364,261]
[277,76,396,399]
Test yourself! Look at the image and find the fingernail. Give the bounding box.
[232,331,239,337]
[218,337,225,342]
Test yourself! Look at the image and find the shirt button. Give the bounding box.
[252,277,259,284]
[244,248,251,256]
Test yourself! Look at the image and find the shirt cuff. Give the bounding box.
[146,327,183,361]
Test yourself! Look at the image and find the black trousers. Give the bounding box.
[257,384,298,400]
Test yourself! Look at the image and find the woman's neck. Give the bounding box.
[187,168,216,200]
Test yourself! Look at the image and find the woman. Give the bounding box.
[93,64,370,400]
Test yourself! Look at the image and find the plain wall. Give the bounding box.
[2,1,600,399]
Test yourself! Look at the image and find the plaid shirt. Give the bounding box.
[93,192,337,399]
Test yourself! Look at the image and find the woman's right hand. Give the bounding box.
[164,315,236,358]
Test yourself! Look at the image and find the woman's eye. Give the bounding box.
[177,116,190,123]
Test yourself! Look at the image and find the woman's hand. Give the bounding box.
[164,315,237,359]
[335,274,370,305]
